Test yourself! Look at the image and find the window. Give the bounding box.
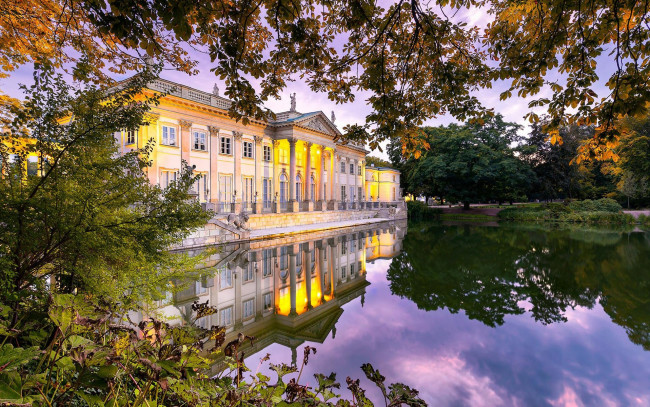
[243,298,254,319]
[297,154,304,167]
[162,126,177,146]
[311,154,317,168]
[341,186,346,201]
[280,246,288,271]
[358,165,362,175]
[350,163,354,174]
[350,263,356,277]
[279,148,288,163]
[358,187,362,201]
[263,145,271,161]
[243,177,254,204]
[219,268,233,289]
[126,129,137,145]
[219,174,232,203]
[262,249,273,277]
[220,136,231,155]
[195,280,207,295]
[295,174,303,202]
[393,175,396,182]
[160,170,178,188]
[341,266,347,279]
[220,307,233,326]
[340,161,346,173]
[243,263,254,282]
[393,187,396,200]
[243,141,253,158]
[263,178,272,208]
[193,131,207,151]
[349,186,355,202]
[263,292,273,311]
[310,175,316,201]
[279,173,288,203]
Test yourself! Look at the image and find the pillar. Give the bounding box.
[208,126,220,203]
[179,119,192,166]
[316,145,327,211]
[303,142,314,211]
[304,244,313,309]
[288,137,299,212]
[328,149,338,210]
[233,131,242,212]
[253,135,263,213]
[272,140,281,213]
[145,113,160,186]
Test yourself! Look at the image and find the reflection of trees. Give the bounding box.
[387,223,650,349]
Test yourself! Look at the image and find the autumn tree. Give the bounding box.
[2,0,649,155]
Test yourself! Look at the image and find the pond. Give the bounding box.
[166,221,650,406]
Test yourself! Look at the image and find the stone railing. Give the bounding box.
[147,79,232,110]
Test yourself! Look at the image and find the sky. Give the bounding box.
[0,4,616,161]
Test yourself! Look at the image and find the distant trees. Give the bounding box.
[365,156,393,168]
[390,115,533,208]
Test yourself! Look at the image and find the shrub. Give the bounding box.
[569,198,622,213]
[407,200,442,220]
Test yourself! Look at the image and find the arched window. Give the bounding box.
[279,173,288,203]
[295,174,303,202]
[310,175,316,201]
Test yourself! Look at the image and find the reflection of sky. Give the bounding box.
[246,258,650,406]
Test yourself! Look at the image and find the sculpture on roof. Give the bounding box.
[290,93,296,112]
[212,83,220,96]
[331,111,336,123]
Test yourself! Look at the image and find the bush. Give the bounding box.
[568,198,622,213]
[407,200,442,220]
[498,201,633,224]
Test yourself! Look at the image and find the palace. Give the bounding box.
[117,78,402,215]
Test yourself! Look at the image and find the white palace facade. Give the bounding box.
[116,78,402,215]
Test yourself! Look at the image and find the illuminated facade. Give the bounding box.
[116,78,402,214]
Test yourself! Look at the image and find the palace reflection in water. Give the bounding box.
[155,220,406,369]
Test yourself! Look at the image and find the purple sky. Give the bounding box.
[0,6,617,160]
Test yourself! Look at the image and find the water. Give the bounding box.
[168,221,650,406]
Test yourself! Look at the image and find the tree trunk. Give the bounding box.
[463,201,470,210]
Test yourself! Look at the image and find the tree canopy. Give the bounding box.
[2,0,649,156]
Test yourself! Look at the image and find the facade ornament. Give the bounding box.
[305,141,313,149]
[254,135,264,144]
[287,136,298,145]
[179,119,192,130]
[232,131,243,140]
[208,126,220,136]
[290,93,296,112]
[331,111,336,123]
[144,112,160,124]
[212,83,220,96]
[272,139,280,148]
[305,118,327,133]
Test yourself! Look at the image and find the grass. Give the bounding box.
[497,199,638,225]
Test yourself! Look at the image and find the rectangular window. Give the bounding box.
[126,129,137,145]
[220,307,233,326]
[243,298,254,319]
[350,163,354,174]
[263,292,273,311]
[243,141,254,158]
[340,161,346,173]
[263,249,273,277]
[341,266,347,279]
[349,186,355,202]
[195,280,207,295]
[297,154,304,167]
[358,166,362,176]
[279,149,288,164]
[358,187,362,201]
[220,136,231,155]
[219,268,233,289]
[161,126,177,146]
[263,145,271,161]
[160,170,178,188]
[243,263,254,282]
[193,131,207,151]
[350,263,356,277]
[341,186,346,201]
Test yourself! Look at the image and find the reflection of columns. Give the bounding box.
[289,249,297,316]
[233,131,243,209]
[288,137,299,212]
[317,241,326,304]
[354,160,359,202]
[179,119,192,165]
[208,126,220,203]
[234,265,242,328]
[304,244,313,309]
[254,253,263,319]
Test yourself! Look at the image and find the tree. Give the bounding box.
[0,65,210,315]
[402,115,533,208]
[365,155,392,168]
[2,0,650,154]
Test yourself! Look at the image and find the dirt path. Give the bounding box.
[623,210,650,218]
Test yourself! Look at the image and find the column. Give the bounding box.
[233,131,242,212]
[288,137,299,212]
[317,146,326,211]
[253,135,263,214]
[289,247,297,316]
[272,140,281,213]
[303,142,313,211]
[304,243,313,310]
[144,113,160,186]
[354,159,359,208]
[208,126,220,204]
[233,264,243,328]
[254,252,263,320]
[317,241,326,305]
[179,119,192,165]
[329,149,338,210]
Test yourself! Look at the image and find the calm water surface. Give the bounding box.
[178,221,650,406]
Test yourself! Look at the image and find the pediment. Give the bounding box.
[294,113,341,137]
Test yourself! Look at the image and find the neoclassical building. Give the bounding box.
[116,78,401,214]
